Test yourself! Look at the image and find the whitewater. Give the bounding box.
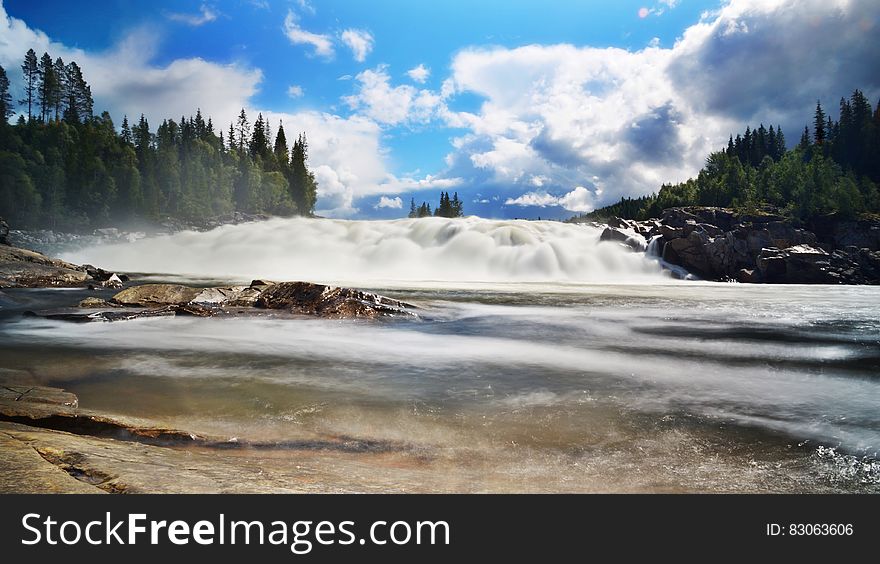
[62,217,670,286]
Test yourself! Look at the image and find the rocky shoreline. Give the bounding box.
[594,207,880,284]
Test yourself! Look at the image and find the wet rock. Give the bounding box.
[599,226,646,252]
[111,284,203,307]
[736,269,761,283]
[101,273,124,289]
[78,297,120,308]
[0,245,91,288]
[255,282,417,319]
[191,285,262,308]
[0,217,8,245]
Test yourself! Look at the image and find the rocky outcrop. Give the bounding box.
[0,243,128,289]
[34,280,418,322]
[597,206,880,284]
[0,245,91,288]
[0,217,8,245]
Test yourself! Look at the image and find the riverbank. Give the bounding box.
[586,207,880,284]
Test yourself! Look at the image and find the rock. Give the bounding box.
[0,246,91,288]
[191,285,262,307]
[599,226,646,252]
[101,273,124,289]
[256,282,417,319]
[111,283,203,307]
[736,269,761,283]
[78,297,119,308]
[0,217,8,245]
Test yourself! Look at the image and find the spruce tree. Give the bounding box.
[0,64,13,121]
[235,109,249,153]
[20,49,38,121]
[121,115,132,144]
[813,100,826,145]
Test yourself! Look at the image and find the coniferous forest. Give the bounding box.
[573,90,880,223]
[0,50,318,230]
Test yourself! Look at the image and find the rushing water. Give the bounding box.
[2,217,879,492]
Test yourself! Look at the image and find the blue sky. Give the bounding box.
[1,0,878,218]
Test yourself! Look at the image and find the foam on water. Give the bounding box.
[62,217,670,285]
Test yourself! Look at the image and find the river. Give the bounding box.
[1,217,878,492]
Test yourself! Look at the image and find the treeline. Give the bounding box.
[573,89,880,223]
[408,191,464,218]
[0,49,317,230]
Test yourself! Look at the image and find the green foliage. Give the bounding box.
[575,88,880,223]
[0,50,318,229]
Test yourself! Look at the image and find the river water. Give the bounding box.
[1,217,878,492]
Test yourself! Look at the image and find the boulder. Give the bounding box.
[255,282,417,319]
[599,226,646,252]
[111,284,203,307]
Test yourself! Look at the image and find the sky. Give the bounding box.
[0,0,878,219]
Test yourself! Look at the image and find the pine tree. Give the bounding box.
[20,49,39,121]
[249,113,269,160]
[121,115,132,144]
[227,123,236,152]
[452,192,463,217]
[37,52,58,122]
[409,198,417,218]
[235,109,249,153]
[52,57,65,121]
[813,100,826,145]
[0,64,13,121]
[273,122,289,165]
[799,126,810,150]
[775,125,786,157]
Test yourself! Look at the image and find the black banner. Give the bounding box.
[0,495,875,560]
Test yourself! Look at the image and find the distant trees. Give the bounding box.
[0,50,319,229]
[408,191,464,218]
[576,88,880,224]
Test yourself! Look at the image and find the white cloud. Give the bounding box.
[504,187,596,212]
[504,191,560,208]
[0,5,261,128]
[283,10,334,58]
[295,0,316,15]
[374,196,403,209]
[287,85,304,98]
[167,4,218,26]
[406,64,430,83]
[343,65,445,126]
[340,29,374,62]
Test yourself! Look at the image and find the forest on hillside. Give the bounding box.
[0,49,318,230]
[572,90,880,224]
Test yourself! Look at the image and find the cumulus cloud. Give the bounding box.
[287,85,304,98]
[438,0,880,213]
[0,4,261,129]
[374,196,403,209]
[343,65,445,126]
[407,64,430,83]
[166,4,218,26]
[283,10,334,58]
[505,186,596,212]
[340,29,374,62]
